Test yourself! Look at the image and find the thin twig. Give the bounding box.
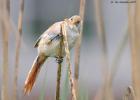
[13,0,24,100]
[62,21,77,100]
[0,0,10,99]
[74,0,86,98]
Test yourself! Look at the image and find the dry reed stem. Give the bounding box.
[56,63,62,100]
[123,86,135,100]
[56,30,63,100]
[129,0,140,100]
[0,0,10,99]
[74,0,86,97]
[13,0,24,100]
[94,0,113,100]
[62,21,77,100]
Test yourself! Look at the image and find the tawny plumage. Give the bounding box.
[24,15,81,94]
[24,55,47,94]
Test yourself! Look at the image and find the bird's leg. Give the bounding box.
[55,56,63,64]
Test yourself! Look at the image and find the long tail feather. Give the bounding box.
[24,54,47,95]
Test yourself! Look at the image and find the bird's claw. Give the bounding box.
[55,56,63,64]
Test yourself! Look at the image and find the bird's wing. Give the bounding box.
[34,36,42,48]
[34,22,63,48]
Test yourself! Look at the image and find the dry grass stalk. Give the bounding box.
[56,30,63,100]
[0,0,10,100]
[129,0,140,100]
[56,62,62,100]
[13,0,24,100]
[123,86,135,100]
[62,21,77,100]
[74,0,86,97]
[94,0,113,100]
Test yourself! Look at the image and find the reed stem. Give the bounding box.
[56,63,62,100]
[129,0,140,100]
[74,0,86,98]
[0,0,10,99]
[13,0,24,99]
[56,32,63,100]
[62,21,77,100]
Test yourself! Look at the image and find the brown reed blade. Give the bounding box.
[13,0,24,99]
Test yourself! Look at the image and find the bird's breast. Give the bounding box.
[67,27,79,49]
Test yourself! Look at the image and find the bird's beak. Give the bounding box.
[75,20,80,25]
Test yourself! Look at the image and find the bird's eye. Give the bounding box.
[70,18,73,21]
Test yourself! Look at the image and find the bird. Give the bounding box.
[24,15,81,94]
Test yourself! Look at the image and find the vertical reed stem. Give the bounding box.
[56,31,63,100]
[129,0,140,100]
[1,23,9,100]
[56,63,62,100]
[62,21,77,100]
[0,0,10,99]
[13,0,24,100]
[74,0,86,98]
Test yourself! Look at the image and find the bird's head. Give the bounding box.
[68,15,81,27]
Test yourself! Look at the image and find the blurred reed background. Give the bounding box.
[0,0,138,100]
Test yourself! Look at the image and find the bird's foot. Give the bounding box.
[55,56,63,64]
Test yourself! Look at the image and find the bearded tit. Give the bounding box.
[24,15,81,94]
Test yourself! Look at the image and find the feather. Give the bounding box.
[24,54,47,94]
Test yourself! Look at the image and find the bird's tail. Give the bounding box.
[24,54,47,95]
